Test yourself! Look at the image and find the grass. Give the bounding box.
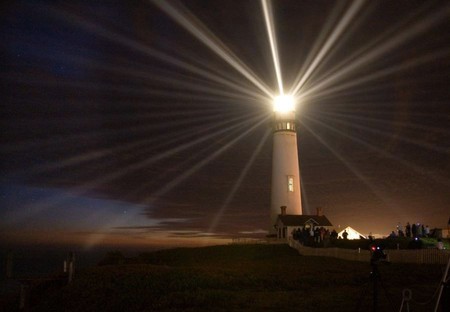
[4,244,448,311]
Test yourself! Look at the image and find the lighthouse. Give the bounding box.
[270,95,302,232]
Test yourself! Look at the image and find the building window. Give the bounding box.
[288,176,294,192]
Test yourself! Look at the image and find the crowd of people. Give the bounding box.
[290,222,445,249]
[388,222,433,238]
[292,227,340,247]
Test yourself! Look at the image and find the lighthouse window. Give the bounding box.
[288,176,294,192]
[274,122,296,131]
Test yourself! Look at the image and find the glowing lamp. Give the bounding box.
[273,95,295,112]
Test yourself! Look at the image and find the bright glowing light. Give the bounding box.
[273,95,295,112]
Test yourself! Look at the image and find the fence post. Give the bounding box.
[66,251,75,284]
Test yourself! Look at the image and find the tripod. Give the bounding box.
[434,255,450,312]
[355,260,392,312]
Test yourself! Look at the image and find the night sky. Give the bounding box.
[1,0,449,249]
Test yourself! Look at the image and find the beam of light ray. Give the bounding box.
[139,70,267,101]
[304,113,450,187]
[299,4,450,99]
[3,76,266,109]
[317,113,450,154]
[261,0,283,94]
[207,128,271,235]
[123,134,224,201]
[6,112,251,180]
[1,104,241,155]
[7,113,268,218]
[290,0,367,96]
[302,48,450,102]
[9,111,258,188]
[298,119,400,214]
[299,178,310,214]
[150,0,273,97]
[17,110,246,178]
[1,108,239,126]
[1,74,262,105]
[319,111,450,136]
[59,113,267,196]
[286,1,352,95]
[310,105,450,121]
[138,68,267,103]
[32,3,268,102]
[106,59,268,103]
[131,125,244,189]
[138,133,241,203]
[32,48,268,102]
[81,210,155,251]
[2,112,234,170]
[142,119,268,213]
[0,185,153,250]
[143,115,271,205]
[311,1,446,87]
[61,111,260,177]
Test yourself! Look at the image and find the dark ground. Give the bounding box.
[1,244,448,311]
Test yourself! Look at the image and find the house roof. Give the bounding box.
[277,215,333,227]
[337,226,366,239]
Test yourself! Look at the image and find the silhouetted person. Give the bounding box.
[405,222,411,237]
[330,229,338,240]
[417,224,423,237]
[314,227,320,243]
[396,222,403,235]
[323,229,330,247]
[342,230,348,240]
[424,225,430,237]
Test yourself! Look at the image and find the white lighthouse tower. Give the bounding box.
[270,95,302,232]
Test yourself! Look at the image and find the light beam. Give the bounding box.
[150,0,274,97]
[290,0,367,96]
[207,129,271,235]
[261,0,284,95]
[298,4,450,99]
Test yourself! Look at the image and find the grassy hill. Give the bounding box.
[4,244,447,311]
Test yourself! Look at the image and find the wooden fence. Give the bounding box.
[230,237,285,244]
[288,239,450,265]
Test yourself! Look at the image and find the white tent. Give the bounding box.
[338,226,366,240]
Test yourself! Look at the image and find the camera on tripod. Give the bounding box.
[370,244,388,265]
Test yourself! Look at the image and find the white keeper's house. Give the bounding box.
[275,207,333,239]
